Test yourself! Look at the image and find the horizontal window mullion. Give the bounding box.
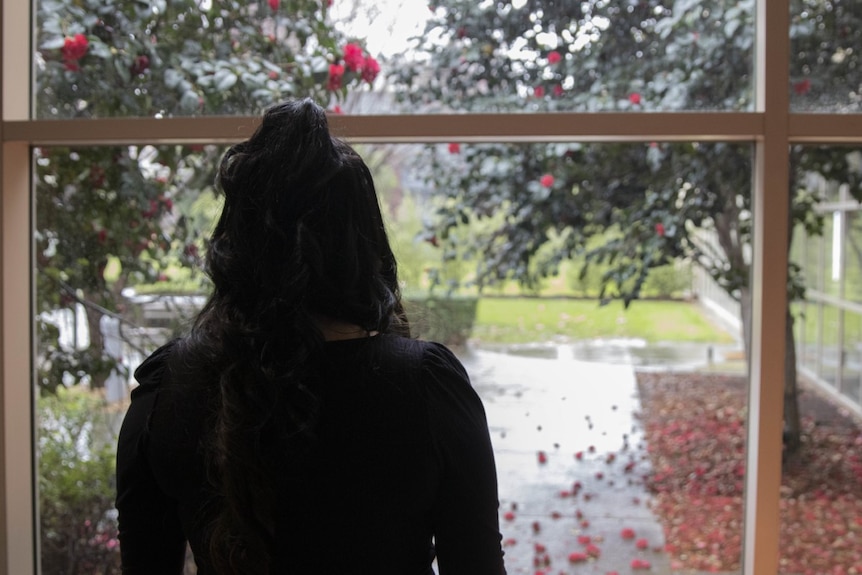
[3,112,767,145]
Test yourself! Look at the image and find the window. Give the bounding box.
[4,1,862,573]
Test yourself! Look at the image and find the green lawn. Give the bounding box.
[472,297,737,345]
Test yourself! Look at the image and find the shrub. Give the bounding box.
[38,387,121,575]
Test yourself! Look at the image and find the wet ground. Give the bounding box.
[458,341,743,575]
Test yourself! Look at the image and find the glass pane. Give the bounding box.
[820,213,843,298]
[35,0,756,118]
[35,144,223,574]
[795,302,817,372]
[821,304,841,387]
[790,0,862,113]
[781,302,862,575]
[847,211,862,303]
[842,311,861,404]
[35,139,755,573]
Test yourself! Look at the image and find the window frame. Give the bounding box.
[4,0,862,573]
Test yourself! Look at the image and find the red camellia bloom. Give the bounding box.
[568,552,588,563]
[629,92,642,105]
[621,527,636,539]
[61,33,89,71]
[268,0,279,10]
[537,450,548,464]
[327,63,345,90]
[361,56,380,83]
[793,78,811,95]
[547,50,561,64]
[343,43,364,72]
[552,84,564,97]
[130,55,150,76]
[448,142,461,154]
[540,174,554,188]
[655,222,666,237]
[534,85,545,98]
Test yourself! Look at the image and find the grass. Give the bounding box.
[471,297,737,345]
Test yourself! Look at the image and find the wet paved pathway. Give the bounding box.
[458,344,677,575]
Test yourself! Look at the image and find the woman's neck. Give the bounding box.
[312,315,379,341]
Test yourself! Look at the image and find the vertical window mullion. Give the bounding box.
[2,0,36,571]
[745,0,791,573]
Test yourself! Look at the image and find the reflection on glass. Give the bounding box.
[780,305,862,575]
[821,305,841,387]
[820,214,842,298]
[790,0,862,113]
[794,302,817,372]
[780,155,862,575]
[842,312,862,404]
[847,211,862,302]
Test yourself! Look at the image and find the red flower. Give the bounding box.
[61,34,89,71]
[533,542,546,553]
[537,450,548,464]
[540,174,554,188]
[361,56,380,83]
[327,63,345,90]
[631,558,651,570]
[655,222,665,237]
[547,50,561,64]
[343,43,364,71]
[629,92,642,105]
[531,520,541,533]
[534,85,545,98]
[503,537,517,547]
[130,55,150,76]
[552,84,564,97]
[586,543,601,557]
[568,552,588,563]
[636,538,649,550]
[577,535,591,545]
[575,451,584,460]
[503,511,515,521]
[621,527,636,539]
[448,142,461,154]
[268,0,279,10]
[268,70,279,80]
[793,78,811,95]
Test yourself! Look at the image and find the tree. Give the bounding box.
[35,0,382,392]
[390,0,862,453]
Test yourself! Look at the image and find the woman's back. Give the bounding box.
[117,333,505,574]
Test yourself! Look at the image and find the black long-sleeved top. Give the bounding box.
[116,334,506,574]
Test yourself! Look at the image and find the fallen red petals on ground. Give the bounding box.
[638,371,862,574]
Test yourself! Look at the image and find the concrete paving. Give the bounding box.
[459,345,674,575]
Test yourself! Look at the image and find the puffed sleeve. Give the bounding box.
[423,343,506,575]
[115,341,187,575]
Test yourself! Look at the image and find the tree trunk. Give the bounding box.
[734,265,802,456]
[783,310,802,455]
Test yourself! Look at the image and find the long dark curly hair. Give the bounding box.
[183,99,409,573]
